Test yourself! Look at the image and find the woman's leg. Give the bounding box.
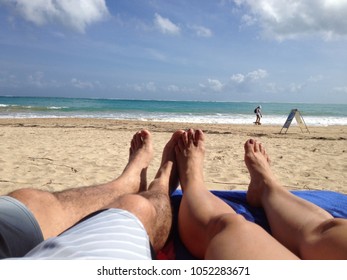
[245,138,347,259]
[176,129,298,259]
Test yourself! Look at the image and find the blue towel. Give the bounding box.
[170,189,347,259]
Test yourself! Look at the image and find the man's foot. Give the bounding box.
[119,129,154,192]
[244,139,279,207]
[150,130,184,194]
[175,129,205,191]
[143,130,185,252]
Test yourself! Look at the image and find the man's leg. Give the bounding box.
[175,129,297,259]
[104,130,184,252]
[7,129,154,239]
[244,138,347,259]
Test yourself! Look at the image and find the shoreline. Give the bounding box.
[1,117,346,132]
[1,118,346,195]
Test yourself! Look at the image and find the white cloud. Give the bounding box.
[334,86,347,93]
[265,82,283,93]
[129,82,157,92]
[247,69,268,81]
[1,0,109,33]
[200,69,268,94]
[230,73,245,83]
[145,82,157,92]
[241,14,257,26]
[27,71,60,88]
[190,25,213,37]
[308,75,324,83]
[201,79,224,92]
[234,0,347,40]
[154,13,180,35]
[209,79,224,91]
[227,69,269,94]
[167,85,180,92]
[230,69,268,83]
[289,82,305,93]
[71,78,94,89]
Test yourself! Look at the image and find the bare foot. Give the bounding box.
[119,129,154,192]
[244,139,279,207]
[149,130,185,194]
[175,129,205,191]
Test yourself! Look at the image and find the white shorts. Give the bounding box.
[23,209,153,260]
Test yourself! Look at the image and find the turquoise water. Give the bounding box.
[0,96,346,126]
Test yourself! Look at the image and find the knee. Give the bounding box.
[317,218,346,234]
[8,188,56,208]
[303,218,342,243]
[8,188,37,201]
[111,194,159,240]
[300,218,347,259]
[111,194,157,221]
[207,213,247,238]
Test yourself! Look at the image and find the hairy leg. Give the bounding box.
[176,129,297,259]
[8,129,154,239]
[106,130,184,252]
[245,138,347,259]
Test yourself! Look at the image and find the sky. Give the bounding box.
[0,0,347,104]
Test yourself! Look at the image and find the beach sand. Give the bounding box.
[0,118,346,196]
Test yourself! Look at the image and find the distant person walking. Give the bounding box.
[254,105,262,125]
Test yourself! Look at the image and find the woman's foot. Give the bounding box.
[244,139,280,207]
[175,129,206,191]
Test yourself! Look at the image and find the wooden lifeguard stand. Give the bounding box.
[280,109,310,134]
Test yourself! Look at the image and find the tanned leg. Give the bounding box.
[106,130,184,252]
[245,138,347,259]
[176,129,297,259]
[8,129,154,239]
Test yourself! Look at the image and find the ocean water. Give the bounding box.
[0,96,346,126]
